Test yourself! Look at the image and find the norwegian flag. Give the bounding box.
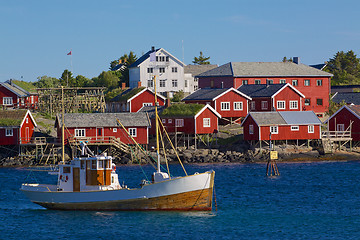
[67,51,72,55]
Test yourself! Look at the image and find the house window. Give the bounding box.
[316,79,322,86]
[5,128,13,136]
[143,103,152,107]
[168,119,172,124]
[185,80,188,88]
[166,56,169,62]
[280,79,286,84]
[277,101,285,109]
[308,125,314,133]
[156,56,159,61]
[291,126,299,131]
[270,126,278,134]
[254,80,261,84]
[172,79,178,87]
[292,80,298,86]
[221,102,230,111]
[249,125,254,134]
[234,102,243,111]
[175,119,184,127]
[261,101,268,110]
[160,79,166,87]
[75,129,86,137]
[242,80,248,85]
[26,118,29,123]
[147,80,153,88]
[147,68,153,73]
[129,128,137,137]
[3,97,13,105]
[172,67,177,73]
[289,101,298,109]
[194,85,198,91]
[305,99,311,106]
[267,79,273,84]
[203,118,210,127]
[316,98,323,106]
[162,119,166,123]
[113,128,117,133]
[159,68,165,73]
[251,101,256,110]
[337,124,344,131]
[304,79,310,86]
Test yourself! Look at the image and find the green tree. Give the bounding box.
[282,57,293,62]
[94,71,119,90]
[324,50,360,85]
[171,90,185,102]
[110,51,138,87]
[35,76,60,88]
[59,69,74,86]
[192,51,210,65]
[74,75,90,87]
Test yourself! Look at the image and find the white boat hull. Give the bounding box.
[21,171,215,211]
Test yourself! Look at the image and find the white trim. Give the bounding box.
[129,128,137,137]
[233,102,243,111]
[270,126,278,134]
[213,87,252,101]
[324,105,360,123]
[0,82,26,97]
[20,110,37,128]
[75,129,86,137]
[277,100,285,110]
[272,83,305,98]
[203,118,211,127]
[5,128,13,136]
[127,88,166,103]
[291,125,299,131]
[308,125,314,133]
[220,101,230,111]
[194,104,222,119]
[289,100,298,110]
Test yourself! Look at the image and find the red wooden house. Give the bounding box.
[182,87,251,123]
[241,111,321,141]
[197,61,333,117]
[238,83,305,112]
[325,105,360,141]
[147,104,221,135]
[0,80,38,109]
[107,87,166,113]
[0,109,37,145]
[55,112,151,145]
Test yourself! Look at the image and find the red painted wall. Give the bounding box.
[195,108,219,134]
[20,113,36,144]
[259,125,321,140]
[249,97,272,112]
[0,128,19,145]
[0,86,18,107]
[273,86,303,111]
[59,126,149,145]
[242,116,260,141]
[130,90,165,113]
[199,76,330,115]
[214,91,248,118]
[328,108,360,141]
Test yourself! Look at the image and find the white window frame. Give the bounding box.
[304,79,310,86]
[159,68,165,73]
[234,102,243,111]
[168,119,172,124]
[221,102,230,111]
[242,80,248,85]
[251,101,256,110]
[292,79,298,86]
[305,99,310,106]
[147,80,153,88]
[261,101,268,110]
[289,101,298,109]
[129,128,137,137]
[159,79,166,87]
[254,80,261,84]
[291,126,299,131]
[26,118,29,123]
[142,103,152,107]
[172,67,177,73]
[172,79,178,87]
[5,128,13,136]
[308,125,314,133]
[147,68,153,73]
[175,119,184,127]
[316,79,322,86]
[203,118,210,127]
[279,79,286,84]
[3,97,13,105]
[249,125,254,134]
[337,124,344,132]
[113,128,117,133]
[270,126,278,134]
[75,129,86,137]
[277,101,285,110]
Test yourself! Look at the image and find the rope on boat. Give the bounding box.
[129,145,150,182]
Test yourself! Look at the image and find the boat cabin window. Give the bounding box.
[80,160,85,169]
[63,167,71,173]
[91,160,97,169]
[99,160,104,169]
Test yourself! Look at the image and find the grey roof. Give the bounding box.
[279,111,321,125]
[0,82,29,97]
[128,48,160,68]
[138,105,165,119]
[248,111,321,126]
[57,112,150,128]
[197,62,333,78]
[238,84,286,97]
[182,88,230,101]
[331,92,360,105]
[184,64,218,76]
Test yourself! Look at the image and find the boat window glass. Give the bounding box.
[106,160,110,169]
[81,160,85,169]
[63,167,71,173]
[92,160,97,169]
[99,160,104,169]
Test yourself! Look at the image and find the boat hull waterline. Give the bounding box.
[21,171,215,211]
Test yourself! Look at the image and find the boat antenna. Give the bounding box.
[154,75,161,173]
[61,86,65,164]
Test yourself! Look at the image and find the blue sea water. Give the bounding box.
[1,161,360,240]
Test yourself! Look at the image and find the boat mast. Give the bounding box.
[61,86,65,164]
[154,75,160,173]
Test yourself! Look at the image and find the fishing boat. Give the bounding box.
[21,82,215,211]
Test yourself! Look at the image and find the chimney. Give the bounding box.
[137,81,142,88]
[221,82,224,89]
[151,46,155,52]
[121,82,126,90]
[293,57,300,64]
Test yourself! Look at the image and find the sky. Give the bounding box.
[1,0,359,82]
